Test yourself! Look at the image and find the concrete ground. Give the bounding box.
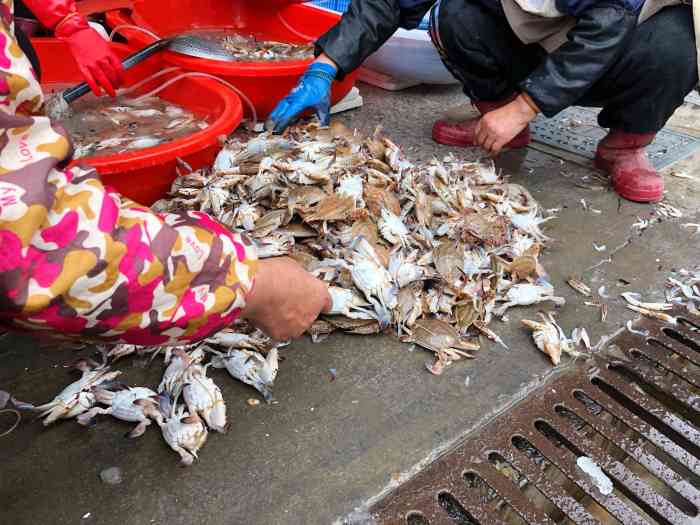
[2,83,699,525]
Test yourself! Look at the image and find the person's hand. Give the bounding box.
[475,94,538,156]
[265,59,337,134]
[58,22,124,97]
[241,257,332,340]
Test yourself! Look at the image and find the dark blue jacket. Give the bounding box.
[317,0,640,116]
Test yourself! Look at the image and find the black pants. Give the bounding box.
[430,0,698,133]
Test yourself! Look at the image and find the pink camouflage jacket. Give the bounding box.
[0,0,258,345]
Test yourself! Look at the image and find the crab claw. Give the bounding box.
[260,386,274,404]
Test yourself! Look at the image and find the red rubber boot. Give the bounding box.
[432,97,531,149]
[594,130,663,203]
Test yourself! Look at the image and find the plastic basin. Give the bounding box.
[34,39,243,205]
[105,1,358,119]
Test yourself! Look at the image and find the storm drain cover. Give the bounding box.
[530,106,700,171]
[369,310,700,524]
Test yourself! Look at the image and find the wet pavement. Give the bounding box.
[1,83,699,525]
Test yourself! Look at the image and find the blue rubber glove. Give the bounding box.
[266,62,337,134]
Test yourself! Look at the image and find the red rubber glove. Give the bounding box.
[22,0,124,97]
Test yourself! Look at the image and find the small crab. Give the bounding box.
[378,208,410,246]
[304,195,355,223]
[396,284,423,335]
[77,386,162,438]
[495,282,566,317]
[349,237,397,327]
[210,348,279,403]
[29,360,122,426]
[159,348,204,396]
[205,329,270,351]
[182,366,227,433]
[255,232,294,259]
[159,404,208,466]
[388,251,430,288]
[336,175,364,206]
[521,312,580,365]
[510,209,554,242]
[403,319,480,361]
[326,286,374,319]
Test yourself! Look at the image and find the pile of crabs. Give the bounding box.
[153,121,578,371]
[16,122,603,465]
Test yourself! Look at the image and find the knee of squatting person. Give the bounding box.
[0,2,330,345]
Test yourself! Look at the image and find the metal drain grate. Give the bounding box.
[530,107,700,171]
[369,311,700,525]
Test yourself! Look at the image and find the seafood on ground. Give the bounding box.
[495,281,565,317]
[159,348,205,396]
[210,348,279,402]
[152,122,558,372]
[403,319,480,361]
[23,360,122,426]
[182,365,228,433]
[159,404,208,466]
[205,329,271,351]
[24,122,565,465]
[77,386,162,438]
[521,312,583,365]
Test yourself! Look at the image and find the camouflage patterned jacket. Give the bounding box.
[0,0,258,345]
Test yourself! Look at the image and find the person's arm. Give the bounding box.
[22,0,124,96]
[316,0,435,81]
[519,0,640,117]
[266,1,434,133]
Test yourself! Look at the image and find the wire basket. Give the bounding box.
[309,0,430,30]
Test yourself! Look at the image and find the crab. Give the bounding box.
[326,286,374,319]
[349,237,397,327]
[159,404,208,466]
[308,319,336,343]
[521,312,580,365]
[510,209,554,242]
[325,316,382,334]
[336,175,364,206]
[77,386,162,438]
[210,348,279,403]
[403,319,480,361]
[388,251,430,288]
[378,208,410,246]
[396,284,423,335]
[303,195,355,222]
[159,348,204,396]
[182,366,227,433]
[255,232,295,258]
[205,329,270,351]
[29,360,121,426]
[495,282,566,317]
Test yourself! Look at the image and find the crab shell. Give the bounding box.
[183,374,227,433]
[521,319,561,365]
[162,410,208,466]
[39,391,96,426]
[99,387,159,423]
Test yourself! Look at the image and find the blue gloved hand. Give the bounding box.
[266,62,337,134]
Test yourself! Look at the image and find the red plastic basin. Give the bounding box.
[105,1,358,119]
[34,39,243,205]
